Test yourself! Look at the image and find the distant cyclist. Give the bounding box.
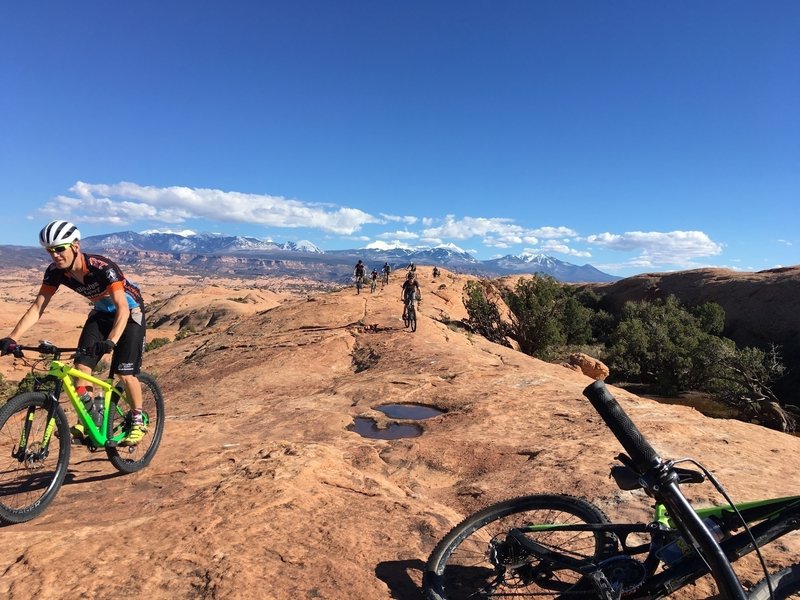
[401,271,421,319]
[353,259,366,294]
[432,266,440,279]
[381,262,391,285]
[407,262,416,273]
[370,269,378,293]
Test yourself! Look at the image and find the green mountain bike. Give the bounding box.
[423,381,800,599]
[0,341,165,524]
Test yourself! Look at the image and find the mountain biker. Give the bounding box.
[382,262,391,278]
[354,259,365,280]
[353,259,366,294]
[370,269,379,292]
[432,266,440,279]
[401,271,421,318]
[407,262,416,273]
[0,220,148,446]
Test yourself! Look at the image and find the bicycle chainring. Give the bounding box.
[597,555,647,596]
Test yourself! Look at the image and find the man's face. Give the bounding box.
[46,242,77,268]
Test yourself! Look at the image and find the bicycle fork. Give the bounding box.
[12,401,57,464]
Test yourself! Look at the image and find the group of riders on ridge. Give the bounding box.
[353,259,427,321]
[0,221,440,447]
[0,220,147,446]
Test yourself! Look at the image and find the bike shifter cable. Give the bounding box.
[671,457,775,600]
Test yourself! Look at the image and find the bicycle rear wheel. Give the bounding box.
[749,564,800,599]
[0,392,71,524]
[423,494,617,600]
[106,373,165,474]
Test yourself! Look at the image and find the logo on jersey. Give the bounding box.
[106,268,120,282]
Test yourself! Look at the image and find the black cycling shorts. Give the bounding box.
[75,307,146,376]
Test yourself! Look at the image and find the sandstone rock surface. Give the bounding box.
[0,266,798,599]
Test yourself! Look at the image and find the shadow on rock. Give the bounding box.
[376,558,425,599]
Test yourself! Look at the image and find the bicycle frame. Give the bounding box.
[513,495,800,597]
[22,347,133,451]
[52,360,129,445]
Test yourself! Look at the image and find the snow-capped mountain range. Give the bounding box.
[91,231,324,254]
[59,230,619,282]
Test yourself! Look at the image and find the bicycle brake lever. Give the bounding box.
[616,453,637,470]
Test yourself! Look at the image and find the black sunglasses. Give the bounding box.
[46,244,72,255]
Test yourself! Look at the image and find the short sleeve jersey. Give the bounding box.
[41,253,144,314]
[402,279,420,300]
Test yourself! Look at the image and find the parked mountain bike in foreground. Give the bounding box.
[423,380,800,599]
[0,341,164,524]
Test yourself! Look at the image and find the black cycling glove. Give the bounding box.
[0,337,16,356]
[93,339,116,356]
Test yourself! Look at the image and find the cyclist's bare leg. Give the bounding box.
[118,373,143,411]
[74,363,95,394]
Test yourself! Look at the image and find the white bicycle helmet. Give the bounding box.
[39,220,81,247]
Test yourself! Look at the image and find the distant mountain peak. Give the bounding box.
[77,230,619,282]
[517,252,558,266]
[280,240,324,253]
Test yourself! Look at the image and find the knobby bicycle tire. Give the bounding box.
[409,307,417,332]
[105,373,165,474]
[423,494,617,600]
[0,392,71,524]
[749,564,800,599]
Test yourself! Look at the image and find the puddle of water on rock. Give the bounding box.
[350,417,422,440]
[375,403,445,420]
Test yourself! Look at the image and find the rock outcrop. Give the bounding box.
[562,352,609,380]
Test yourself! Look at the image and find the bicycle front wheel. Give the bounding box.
[423,494,617,600]
[0,392,71,524]
[749,564,800,599]
[106,373,165,473]
[410,307,417,332]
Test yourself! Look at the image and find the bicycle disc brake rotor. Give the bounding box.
[23,442,47,469]
[488,534,550,589]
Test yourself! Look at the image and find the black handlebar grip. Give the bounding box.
[583,381,660,472]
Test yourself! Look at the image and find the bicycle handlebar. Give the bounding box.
[583,381,660,472]
[4,342,81,359]
[582,380,747,599]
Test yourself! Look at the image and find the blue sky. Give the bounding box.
[1,1,797,277]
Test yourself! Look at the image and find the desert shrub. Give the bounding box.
[14,372,56,395]
[463,280,509,346]
[606,296,715,394]
[503,275,567,360]
[691,302,726,336]
[562,294,593,346]
[145,337,170,352]
[1,373,17,404]
[175,326,196,341]
[590,309,617,343]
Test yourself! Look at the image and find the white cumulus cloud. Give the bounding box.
[42,181,379,235]
[586,230,722,265]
